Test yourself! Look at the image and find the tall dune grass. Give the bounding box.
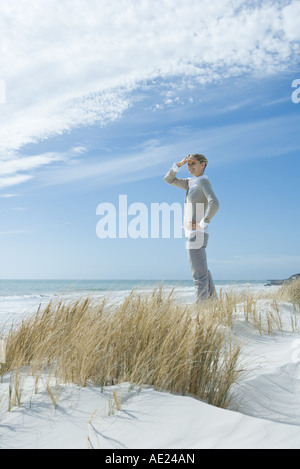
[2,287,242,409]
[279,278,300,306]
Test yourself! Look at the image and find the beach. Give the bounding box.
[1,0,300,454]
[0,279,300,449]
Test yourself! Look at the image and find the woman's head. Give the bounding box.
[187,154,208,176]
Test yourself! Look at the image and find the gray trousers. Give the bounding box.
[187,233,217,303]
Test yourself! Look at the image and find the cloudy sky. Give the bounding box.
[1,0,300,280]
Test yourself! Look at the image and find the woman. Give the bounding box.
[164,153,219,302]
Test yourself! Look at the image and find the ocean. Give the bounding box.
[0,278,269,328]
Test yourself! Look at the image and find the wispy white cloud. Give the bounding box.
[0,153,66,176]
[0,174,33,189]
[2,111,298,191]
[34,112,300,188]
[0,0,299,160]
[0,147,84,189]
[0,193,19,198]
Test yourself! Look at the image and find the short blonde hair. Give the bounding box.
[191,153,208,167]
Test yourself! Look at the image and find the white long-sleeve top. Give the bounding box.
[165,162,220,239]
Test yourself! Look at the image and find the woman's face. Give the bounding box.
[187,157,205,177]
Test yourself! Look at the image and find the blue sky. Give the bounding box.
[1,0,300,280]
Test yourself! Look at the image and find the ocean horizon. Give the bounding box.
[0,277,270,296]
[0,278,274,326]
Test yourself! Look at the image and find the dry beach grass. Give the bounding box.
[1,279,299,413]
[279,277,300,306]
[1,287,241,409]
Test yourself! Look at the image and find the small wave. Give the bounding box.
[0,294,52,301]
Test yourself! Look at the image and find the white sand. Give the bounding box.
[1,285,300,449]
